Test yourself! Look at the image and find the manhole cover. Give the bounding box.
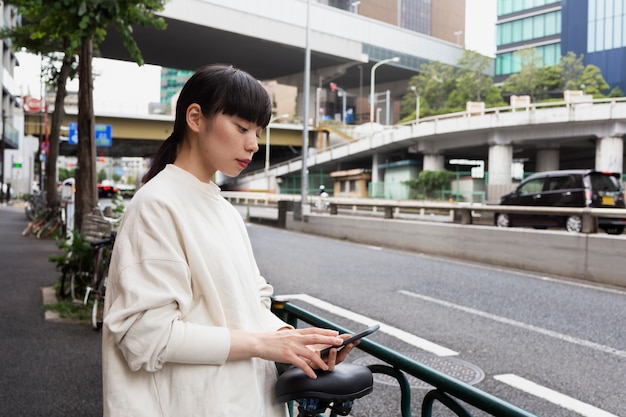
[353,352,485,390]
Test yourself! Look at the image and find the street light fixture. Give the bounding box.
[410,85,420,123]
[370,57,399,123]
[265,113,289,190]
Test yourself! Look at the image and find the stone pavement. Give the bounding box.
[0,204,102,416]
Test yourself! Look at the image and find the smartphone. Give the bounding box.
[320,324,380,357]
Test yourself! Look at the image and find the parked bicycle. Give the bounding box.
[24,190,47,221]
[56,207,121,329]
[22,202,65,239]
[84,232,116,330]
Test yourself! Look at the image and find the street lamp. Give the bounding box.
[265,113,289,190]
[410,85,420,123]
[370,57,399,123]
[454,30,463,46]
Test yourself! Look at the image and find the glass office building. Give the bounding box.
[496,0,626,93]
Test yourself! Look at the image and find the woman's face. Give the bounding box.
[179,106,262,182]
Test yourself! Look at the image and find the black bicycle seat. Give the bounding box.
[275,363,373,404]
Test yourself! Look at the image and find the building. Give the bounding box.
[1,3,27,199]
[320,0,465,45]
[495,0,626,94]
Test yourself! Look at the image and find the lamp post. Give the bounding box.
[410,85,420,123]
[370,57,399,123]
[454,30,463,46]
[265,113,289,191]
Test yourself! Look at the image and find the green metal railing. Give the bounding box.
[272,298,539,417]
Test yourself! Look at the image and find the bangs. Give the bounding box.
[217,70,272,128]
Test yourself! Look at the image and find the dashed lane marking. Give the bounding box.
[278,293,458,356]
[494,374,620,417]
[398,290,626,359]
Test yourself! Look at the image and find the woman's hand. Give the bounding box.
[229,327,344,378]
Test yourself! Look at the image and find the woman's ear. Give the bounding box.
[186,103,202,133]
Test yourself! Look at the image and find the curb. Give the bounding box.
[41,286,78,324]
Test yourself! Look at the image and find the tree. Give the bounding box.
[404,61,456,118]
[403,170,452,200]
[578,64,609,96]
[455,49,494,103]
[501,47,547,101]
[1,2,78,209]
[6,0,166,231]
[559,51,585,91]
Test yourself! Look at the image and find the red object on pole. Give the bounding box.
[43,101,49,156]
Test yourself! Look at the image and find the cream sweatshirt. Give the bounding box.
[102,164,288,417]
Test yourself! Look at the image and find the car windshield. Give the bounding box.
[588,173,622,192]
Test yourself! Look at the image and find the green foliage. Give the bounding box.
[403,170,453,199]
[98,168,107,183]
[559,51,585,90]
[58,167,76,182]
[579,64,609,96]
[49,230,95,275]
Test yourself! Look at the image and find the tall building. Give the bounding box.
[495,0,626,93]
[320,0,465,45]
[160,67,194,111]
[1,3,25,197]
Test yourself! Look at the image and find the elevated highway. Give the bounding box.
[230,97,626,200]
[99,0,468,91]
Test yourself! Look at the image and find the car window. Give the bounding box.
[545,176,574,191]
[518,178,544,194]
[588,174,622,192]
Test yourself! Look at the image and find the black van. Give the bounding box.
[495,169,626,234]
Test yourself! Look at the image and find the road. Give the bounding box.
[247,223,626,417]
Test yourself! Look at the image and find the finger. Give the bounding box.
[325,347,338,371]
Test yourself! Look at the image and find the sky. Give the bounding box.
[13,0,497,112]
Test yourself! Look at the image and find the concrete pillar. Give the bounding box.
[595,136,623,174]
[536,148,560,172]
[371,153,380,183]
[423,154,444,171]
[487,144,513,201]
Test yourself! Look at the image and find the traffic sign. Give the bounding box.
[67,122,112,147]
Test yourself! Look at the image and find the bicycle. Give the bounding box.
[24,190,47,221]
[57,207,121,315]
[275,362,373,417]
[84,232,116,330]
[22,203,65,239]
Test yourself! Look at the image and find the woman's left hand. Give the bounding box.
[311,334,359,371]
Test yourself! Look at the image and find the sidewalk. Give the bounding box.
[0,204,102,416]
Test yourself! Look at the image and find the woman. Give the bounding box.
[102,64,354,417]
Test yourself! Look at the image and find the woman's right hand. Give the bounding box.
[229,327,344,378]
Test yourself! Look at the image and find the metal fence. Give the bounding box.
[271,298,539,417]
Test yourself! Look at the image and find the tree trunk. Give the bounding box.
[44,54,73,209]
[75,37,97,232]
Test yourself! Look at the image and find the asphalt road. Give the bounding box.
[2,202,625,417]
[247,223,626,417]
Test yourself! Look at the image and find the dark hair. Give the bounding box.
[142,64,272,183]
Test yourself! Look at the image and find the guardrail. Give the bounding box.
[221,192,626,234]
[271,298,539,417]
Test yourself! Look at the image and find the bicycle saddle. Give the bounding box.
[275,363,373,416]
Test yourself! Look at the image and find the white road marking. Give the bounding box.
[278,293,458,356]
[399,290,626,359]
[494,374,620,417]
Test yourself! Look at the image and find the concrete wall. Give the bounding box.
[285,213,626,288]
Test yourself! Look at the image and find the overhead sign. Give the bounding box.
[68,122,112,147]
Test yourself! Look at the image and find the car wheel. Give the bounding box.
[565,215,582,233]
[603,226,624,235]
[496,213,510,228]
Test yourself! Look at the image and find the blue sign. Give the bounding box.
[67,122,112,147]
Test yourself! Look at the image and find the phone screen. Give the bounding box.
[320,324,380,357]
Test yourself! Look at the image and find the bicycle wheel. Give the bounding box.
[91,269,108,330]
[70,270,90,305]
[58,262,73,299]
